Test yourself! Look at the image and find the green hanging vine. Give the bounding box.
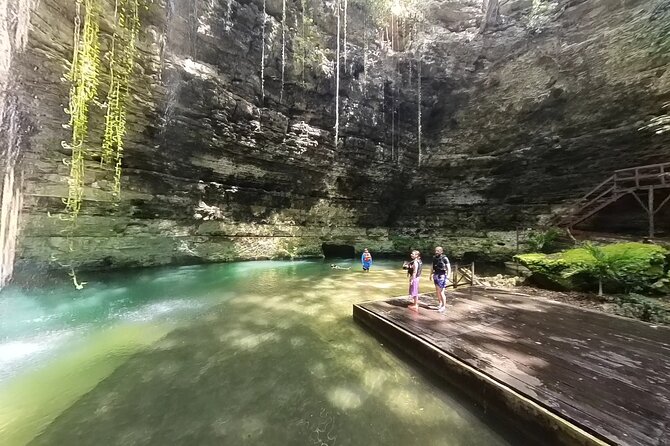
[62,0,101,220]
[63,0,142,222]
[102,0,142,200]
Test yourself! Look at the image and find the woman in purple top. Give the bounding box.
[407,250,422,311]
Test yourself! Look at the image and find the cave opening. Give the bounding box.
[321,243,355,258]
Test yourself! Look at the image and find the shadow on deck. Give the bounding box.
[353,287,670,446]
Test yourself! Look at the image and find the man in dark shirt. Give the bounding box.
[430,246,451,312]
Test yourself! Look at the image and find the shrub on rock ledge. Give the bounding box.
[515,242,669,294]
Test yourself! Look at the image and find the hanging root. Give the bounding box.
[69,268,88,290]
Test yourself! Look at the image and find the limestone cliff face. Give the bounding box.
[399,0,670,244]
[14,0,409,272]
[6,0,670,275]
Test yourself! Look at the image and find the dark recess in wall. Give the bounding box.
[322,244,355,258]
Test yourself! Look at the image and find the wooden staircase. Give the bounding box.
[557,162,670,237]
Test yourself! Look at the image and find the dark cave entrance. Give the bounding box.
[322,244,355,258]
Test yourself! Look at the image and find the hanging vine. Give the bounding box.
[417,58,422,167]
[261,0,266,102]
[101,0,142,200]
[280,0,286,103]
[62,0,101,220]
[63,0,142,219]
[334,0,341,148]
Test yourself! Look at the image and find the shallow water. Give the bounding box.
[0,260,520,445]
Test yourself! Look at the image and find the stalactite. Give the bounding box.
[261,0,266,103]
[0,106,22,290]
[343,0,348,71]
[280,0,286,104]
[417,59,422,167]
[334,0,341,148]
[0,0,34,288]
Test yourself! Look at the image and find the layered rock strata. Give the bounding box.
[3,0,670,276]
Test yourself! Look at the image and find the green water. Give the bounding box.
[1,260,519,445]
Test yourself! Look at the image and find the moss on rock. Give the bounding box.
[515,242,669,293]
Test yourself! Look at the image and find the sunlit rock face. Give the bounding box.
[7,0,670,274]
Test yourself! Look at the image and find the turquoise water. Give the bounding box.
[1,260,518,445]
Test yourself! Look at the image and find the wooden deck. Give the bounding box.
[353,287,670,446]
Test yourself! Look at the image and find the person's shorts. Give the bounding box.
[433,273,448,289]
[409,278,420,297]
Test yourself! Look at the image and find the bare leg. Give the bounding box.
[434,283,444,308]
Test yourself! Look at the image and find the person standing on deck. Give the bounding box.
[430,246,451,312]
[407,250,422,311]
[361,248,373,272]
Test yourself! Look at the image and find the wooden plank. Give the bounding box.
[355,288,670,446]
[353,304,610,446]
[363,299,666,445]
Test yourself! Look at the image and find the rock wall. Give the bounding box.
[394,0,670,250]
[5,0,670,277]
[0,0,35,286]
[13,0,414,273]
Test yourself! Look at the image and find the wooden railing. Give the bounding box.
[612,162,670,190]
[448,262,476,289]
[556,161,670,236]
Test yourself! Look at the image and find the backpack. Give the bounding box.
[434,254,450,273]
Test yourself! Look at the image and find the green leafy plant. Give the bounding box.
[563,242,621,296]
[516,242,668,294]
[526,227,562,253]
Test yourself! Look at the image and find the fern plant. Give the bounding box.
[563,242,622,296]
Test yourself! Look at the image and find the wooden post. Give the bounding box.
[515,227,519,253]
[471,262,475,286]
[649,188,655,238]
[662,165,666,186]
[453,262,459,289]
[635,168,640,188]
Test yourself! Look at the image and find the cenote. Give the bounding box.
[1,260,520,445]
[1,0,669,444]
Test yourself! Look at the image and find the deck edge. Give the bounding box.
[353,302,612,446]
